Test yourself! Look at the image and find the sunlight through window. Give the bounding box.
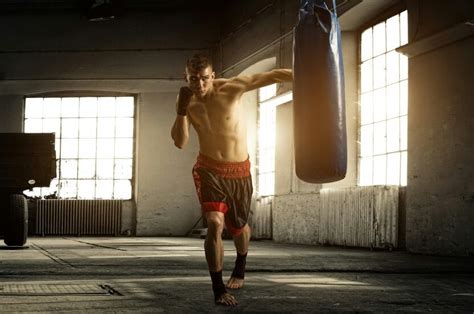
[257,85,293,196]
[359,11,408,186]
[257,84,277,196]
[24,96,135,199]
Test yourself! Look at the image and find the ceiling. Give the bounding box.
[339,0,402,31]
[0,0,222,12]
[0,0,400,12]
[0,0,403,31]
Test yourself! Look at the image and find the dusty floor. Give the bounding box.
[0,237,473,312]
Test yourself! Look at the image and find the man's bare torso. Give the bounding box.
[187,79,248,162]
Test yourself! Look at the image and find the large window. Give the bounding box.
[24,96,135,199]
[359,10,408,186]
[257,84,293,196]
[257,84,277,196]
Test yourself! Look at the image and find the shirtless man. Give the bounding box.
[171,54,292,306]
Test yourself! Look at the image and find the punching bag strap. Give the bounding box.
[332,0,337,16]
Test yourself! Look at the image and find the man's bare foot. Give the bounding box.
[226,276,244,289]
[215,292,238,306]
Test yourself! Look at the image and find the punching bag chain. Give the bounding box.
[301,0,338,16]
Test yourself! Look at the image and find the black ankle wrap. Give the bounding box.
[231,252,247,279]
[209,270,227,300]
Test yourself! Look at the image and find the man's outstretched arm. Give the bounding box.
[233,69,293,92]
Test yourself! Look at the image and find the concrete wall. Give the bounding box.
[0,95,24,132]
[0,10,216,80]
[136,93,200,236]
[404,0,474,255]
[0,8,218,236]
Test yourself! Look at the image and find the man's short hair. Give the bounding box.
[186,54,213,72]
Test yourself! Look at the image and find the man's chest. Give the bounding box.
[188,98,243,131]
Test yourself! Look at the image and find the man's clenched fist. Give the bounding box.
[177,86,193,116]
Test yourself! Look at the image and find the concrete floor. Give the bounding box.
[0,237,473,313]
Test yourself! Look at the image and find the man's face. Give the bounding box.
[185,66,215,98]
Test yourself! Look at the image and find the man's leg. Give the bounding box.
[227,223,251,289]
[204,211,238,306]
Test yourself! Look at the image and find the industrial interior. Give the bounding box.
[0,0,473,312]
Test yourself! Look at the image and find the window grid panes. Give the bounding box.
[257,84,277,196]
[24,96,135,199]
[359,10,408,186]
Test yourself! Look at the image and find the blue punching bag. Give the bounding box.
[293,0,347,183]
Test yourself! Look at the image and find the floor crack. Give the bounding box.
[31,243,76,268]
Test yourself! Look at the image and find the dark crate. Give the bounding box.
[0,133,56,189]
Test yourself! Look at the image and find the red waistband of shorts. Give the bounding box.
[195,153,251,178]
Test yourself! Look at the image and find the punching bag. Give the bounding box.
[293,0,347,183]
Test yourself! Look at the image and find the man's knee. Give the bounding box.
[242,223,251,236]
[205,212,225,234]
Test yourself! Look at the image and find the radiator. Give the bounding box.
[35,200,122,236]
[273,186,399,249]
[251,196,273,240]
[319,186,399,249]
